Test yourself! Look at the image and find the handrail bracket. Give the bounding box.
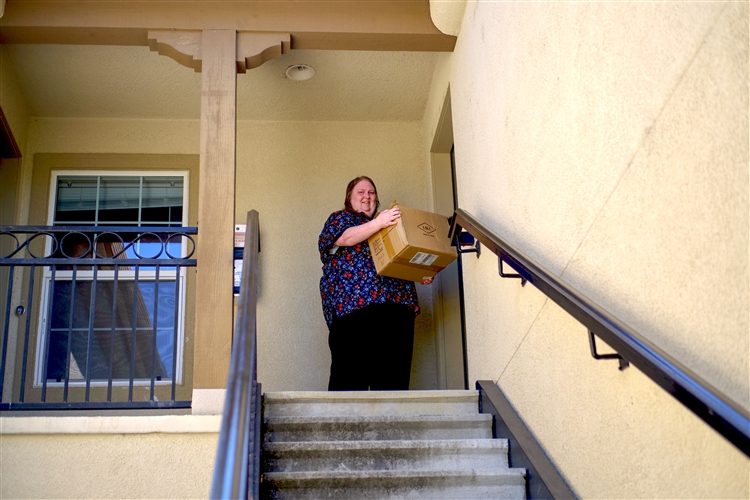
[454,230,481,258]
[499,258,527,287]
[589,330,630,370]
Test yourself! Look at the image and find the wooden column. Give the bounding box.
[194,29,237,389]
[148,30,288,406]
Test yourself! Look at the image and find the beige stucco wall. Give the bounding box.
[435,1,749,498]
[20,117,437,394]
[235,120,436,391]
[1,416,219,499]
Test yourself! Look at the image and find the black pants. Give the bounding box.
[328,302,415,391]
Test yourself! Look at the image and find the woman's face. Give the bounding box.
[349,179,377,218]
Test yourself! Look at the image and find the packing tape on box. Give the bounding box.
[383,234,396,259]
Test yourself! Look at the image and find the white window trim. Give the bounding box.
[33,170,190,388]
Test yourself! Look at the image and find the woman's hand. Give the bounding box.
[334,207,401,247]
[374,207,401,229]
[421,277,434,285]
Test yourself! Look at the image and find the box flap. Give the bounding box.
[393,201,456,255]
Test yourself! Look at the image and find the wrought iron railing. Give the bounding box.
[210,210,262,499]
[0,225,197,410]
[451,208,750,459]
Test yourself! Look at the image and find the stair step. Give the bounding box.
[263,390,479,418]
[263,438,509,472]
[264,414,493,442]
[260,391,527,499]
[261,469,527,499]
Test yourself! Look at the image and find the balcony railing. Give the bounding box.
[0,225,197,410]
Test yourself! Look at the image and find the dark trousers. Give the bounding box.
[328,302,415,391]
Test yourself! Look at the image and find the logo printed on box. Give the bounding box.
[371,237,384,257]
[417,222,436,235]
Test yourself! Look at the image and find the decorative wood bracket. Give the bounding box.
[237,32,291,72]
[148,30,203,72]
[147,30,290,73]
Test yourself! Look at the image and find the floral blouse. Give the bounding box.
[319,209,420,329]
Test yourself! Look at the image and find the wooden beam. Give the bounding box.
[0,0,455,51]
[194,29,237,390]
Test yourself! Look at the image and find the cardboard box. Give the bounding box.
[368,201,458,282]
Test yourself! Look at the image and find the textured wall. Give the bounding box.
[2,431,217,499]
[235,120,436,391]
[21,117,437,393]
[442,1,749,497]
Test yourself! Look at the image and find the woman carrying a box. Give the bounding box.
[319,176,429,391]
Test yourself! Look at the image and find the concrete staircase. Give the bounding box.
[260,390,527,499]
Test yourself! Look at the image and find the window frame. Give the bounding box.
[33,170,190,388]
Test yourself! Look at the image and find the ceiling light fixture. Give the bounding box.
[285,64,315,81]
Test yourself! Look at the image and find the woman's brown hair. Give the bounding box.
[344,176,380,214]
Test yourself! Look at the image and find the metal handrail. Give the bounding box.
[450,208,750,458]
[210,210,262,499]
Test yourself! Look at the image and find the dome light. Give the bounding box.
[285,64,315,81]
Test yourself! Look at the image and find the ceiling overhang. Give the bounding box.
[0,0,456,51]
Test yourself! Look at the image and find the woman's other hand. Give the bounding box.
[421,277,434,285]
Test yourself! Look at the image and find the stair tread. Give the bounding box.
[265,438,507,452]
[265,414,492,424]
[263,390,480,418]
[263,414,493,442]
[264,390,478,403]
[263,468,526,480]
[262,469,527,500]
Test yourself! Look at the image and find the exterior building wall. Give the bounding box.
[429,1,749,497]
[1,416,219,499]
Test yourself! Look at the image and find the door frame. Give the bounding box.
[430,88,468,389]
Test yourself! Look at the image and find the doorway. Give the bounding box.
[430,89,467,390]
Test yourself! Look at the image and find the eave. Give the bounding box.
[0,0,456,51]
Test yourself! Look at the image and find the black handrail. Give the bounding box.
[210,210,262,499]
[450,208,750,458]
